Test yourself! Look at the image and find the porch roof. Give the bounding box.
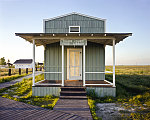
[15,33,132,46]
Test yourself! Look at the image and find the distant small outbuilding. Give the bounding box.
[14,59,33,68]
[37,62,43,66]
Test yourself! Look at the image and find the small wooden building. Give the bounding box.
[14,59,33,68]
[16,12,132,97]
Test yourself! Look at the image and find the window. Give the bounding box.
[69,26,80,33]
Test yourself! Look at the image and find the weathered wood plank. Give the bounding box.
[0,97,86,120]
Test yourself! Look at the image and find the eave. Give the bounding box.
[15,33,132,46]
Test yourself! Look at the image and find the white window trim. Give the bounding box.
[69,26,80,33]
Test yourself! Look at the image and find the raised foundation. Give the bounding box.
[32,80,115,97]
[32,86,61,96]
[32,86,116,97]
[86,87,116,97]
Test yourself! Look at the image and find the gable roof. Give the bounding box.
[14,59,32,64]
[44,12,106,22]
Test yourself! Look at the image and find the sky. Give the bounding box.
[0,0,150,65]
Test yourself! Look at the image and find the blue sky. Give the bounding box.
[0,0,150,65]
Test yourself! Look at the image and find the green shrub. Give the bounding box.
[87,89,98,99]
[88,98,102,120]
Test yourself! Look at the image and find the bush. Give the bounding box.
[87,89,98,99]
[88,98,102,120]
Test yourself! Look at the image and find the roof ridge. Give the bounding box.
[14,59,33,64]
[44,12,106,21]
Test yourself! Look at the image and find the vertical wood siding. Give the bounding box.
[86,87,116,97]
[32,87,115,97]
[45,42,105,80]
[85,42,105,80]
[32,87,60,96]
[45,42,62,80]
[45,14,105,33]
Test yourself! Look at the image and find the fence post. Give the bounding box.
[26,68,28,74]
[8,68,11,76]
[19,68,21,75]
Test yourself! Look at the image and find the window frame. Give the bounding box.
[69,26,80,33]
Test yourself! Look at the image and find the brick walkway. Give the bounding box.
[0,71,42,90]
[0,97,87,120]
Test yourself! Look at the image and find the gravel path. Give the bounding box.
[0,71,42,90]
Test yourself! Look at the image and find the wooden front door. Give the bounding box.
[67,48,82,80]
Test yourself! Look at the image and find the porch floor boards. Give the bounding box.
[36,80,113,87]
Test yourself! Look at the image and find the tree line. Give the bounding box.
[0,57,10,65]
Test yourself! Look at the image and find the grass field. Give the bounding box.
[0,68,32,77]
[0,74,58,110]
[106,65,150,75]
[0,68,33,83]
[0,65,150,119]
[105,65,150,97]
[91,65,150,120]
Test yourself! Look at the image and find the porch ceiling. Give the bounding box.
[15,33,132,46]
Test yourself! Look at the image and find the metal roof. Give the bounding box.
[44,12,106,21]
[15,33,132,46]
[14,59,32,64]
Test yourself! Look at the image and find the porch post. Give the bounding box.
[113,39,116,87]
[32,39,35,86]
[83,45,85,86]
[62,45,64,86]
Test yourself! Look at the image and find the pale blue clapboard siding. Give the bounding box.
[45,41,105,80]
[32,87,61,96]
[86,87,116,97]
[45,14,105,33]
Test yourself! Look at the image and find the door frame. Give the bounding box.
[67,48,82,80]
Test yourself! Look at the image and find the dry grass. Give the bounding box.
[106,65,150,75]
[0,68,32,78]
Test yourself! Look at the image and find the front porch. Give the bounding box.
[32,79,116,97]
[16,33,132,97]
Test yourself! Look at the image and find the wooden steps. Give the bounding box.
[53,86,92,119]
[61,86,85,91]
[60,91,86,96]
[60,86,87,99]
[60,96,87,99]
[54,99,92,120]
